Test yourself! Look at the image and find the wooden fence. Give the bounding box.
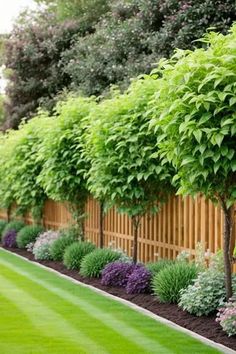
[1,194,235,264]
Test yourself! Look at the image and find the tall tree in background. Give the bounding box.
[3,10,80,129]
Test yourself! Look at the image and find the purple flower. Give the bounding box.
[101,262,141,287]
[126,266,152,294]
[2,230,17,248]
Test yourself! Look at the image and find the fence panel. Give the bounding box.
[0,194,235,265]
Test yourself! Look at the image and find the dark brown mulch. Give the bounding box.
[4,247,236,351]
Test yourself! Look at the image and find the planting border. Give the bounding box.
[1,247,234,354]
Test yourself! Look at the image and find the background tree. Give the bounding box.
[2,0,235,129]
[37,95,96,236]
[3,10,80,129]
[87,76,174,262]
[150,25,236,299]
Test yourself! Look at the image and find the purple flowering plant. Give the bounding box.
[101,262,140,287]
[2,230,17,248]
[126,265,152,294]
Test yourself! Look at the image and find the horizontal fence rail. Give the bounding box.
[0,195,235,265]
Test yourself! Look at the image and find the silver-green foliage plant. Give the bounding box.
[37,95,96,234]
[63,241,96,270]
[33,230,60,260]
[179,270,236,316]
[86,77,174,262]
[150,24,236,298]
[80,248,122,278]
[152,262,198,303]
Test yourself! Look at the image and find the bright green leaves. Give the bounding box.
[149,23,236,205]
[86,76,174,217]
[37,96,96,205]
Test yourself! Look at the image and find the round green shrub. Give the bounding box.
[2,220,25,241]
[80,248,122,278]
[16,225,44,249]
[146,259,174,277]
[63,241,96,270]
[152,262,198,303]
[0,220,8,239]
[50,236,76,261]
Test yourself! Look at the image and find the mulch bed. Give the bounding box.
[4,246,236,351]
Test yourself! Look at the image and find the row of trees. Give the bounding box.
[1,25,236,298]
[1,0,236,128]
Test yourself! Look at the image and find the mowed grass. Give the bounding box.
[0,249,220,354]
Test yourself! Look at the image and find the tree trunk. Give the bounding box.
[132,215,141,264]
[7,205,11,223]
[99,200,104,248]
[221,203,233,300]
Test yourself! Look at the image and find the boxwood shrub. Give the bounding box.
[80,248,122,278]
[153,262,198,303]
[16,225,44,249]
[63,241,96,270]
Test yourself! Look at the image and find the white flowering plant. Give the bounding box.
[32,230,60,260]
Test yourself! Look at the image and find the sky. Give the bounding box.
[0,0,37,33]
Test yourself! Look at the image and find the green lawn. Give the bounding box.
[0,248,220,354]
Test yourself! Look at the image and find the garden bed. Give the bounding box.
[4,246,236,351]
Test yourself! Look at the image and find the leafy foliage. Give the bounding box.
[0,114,53,219]
[80,248,122,278]
[33,230,60,260]
[146,259,174,277]
[152,262,198,303]
[38,96,95,206]
[2,220,25,241]
[63,241,96,270]
[50,234,77,261]
[179,271,236,316]
[3,10,81,128]
[2,230,17,248]
[86,76,173,217]
[101,262,139,287]
[16,225,44,249]
[0,220,8,238]
[216,298,236,336]
[126,265,152,294]
[149,25,236,206]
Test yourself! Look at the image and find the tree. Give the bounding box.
[150,24,236,299]
[0,112,53,223]
[35,0,110,32]
[87,76,174,262]
[37,95,96,236]
[3,10,80,129]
